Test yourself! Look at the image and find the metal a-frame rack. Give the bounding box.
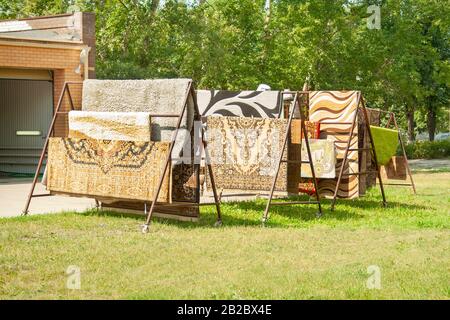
[22,80,222,233]
[262,91,322,225]
[377,109,416,193]
[330,93,386,211]
[23,81,82,216]
[141,82,223,233]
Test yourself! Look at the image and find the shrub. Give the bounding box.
[402,139,450,159]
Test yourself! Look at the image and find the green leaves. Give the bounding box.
[1,0,448,139]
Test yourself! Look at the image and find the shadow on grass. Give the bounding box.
[79,207,334,229]
[78,193,428,229]
[329,198,428,210]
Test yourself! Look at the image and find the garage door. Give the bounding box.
[0,78,53,175]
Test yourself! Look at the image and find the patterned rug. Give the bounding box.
[205,116,288,192]
[81,79,199,204]
[300,139,336,179]
[172,155,199,203]
[82,79,195,158]
[197,90,281,117]
[309,91,359,199]
[47,138,171,202]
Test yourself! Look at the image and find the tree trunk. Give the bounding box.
[427,103,436,141]
[150,0,160,14]
[139,0,160,66]
[261,0,271,76]
[406,107,415,142]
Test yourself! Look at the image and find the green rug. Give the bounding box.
[370,126,399,165]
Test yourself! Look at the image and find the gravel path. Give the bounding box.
[408,158,450,171]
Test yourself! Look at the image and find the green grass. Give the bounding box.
[0,172,449,299]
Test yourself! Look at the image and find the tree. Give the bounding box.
[1,0,448,139]
[415,0,450,141]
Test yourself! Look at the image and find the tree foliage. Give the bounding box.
[1,0,449,140]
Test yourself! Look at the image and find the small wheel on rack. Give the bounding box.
[214,220,223,227]
[261,217,268,227]
[382,202,387,208]
[141,224,150,234]
[316,211,323,218]
[95,200,102,211]
[21,210,28,216]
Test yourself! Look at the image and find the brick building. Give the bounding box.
[0,12,95,174]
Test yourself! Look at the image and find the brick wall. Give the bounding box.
[0,43,84,136]
[0,12,96,137]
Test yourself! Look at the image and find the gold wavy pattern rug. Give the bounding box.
[47,138,171,202]
[206,116,288,192]
[309,91,359,199]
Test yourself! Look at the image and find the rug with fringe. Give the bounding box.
[206,116,287,192]
[47,138,171,202]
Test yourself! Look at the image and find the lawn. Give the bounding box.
[0,172,449,299]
